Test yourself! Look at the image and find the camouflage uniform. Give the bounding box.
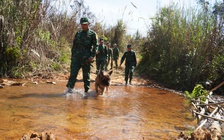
[96,40,108,73]
[112,44,119,69]
[120,44,137,85]
[106,46,113,70]
[66,27,98,92]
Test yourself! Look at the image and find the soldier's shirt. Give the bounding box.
[120,50,137,67]
[71,29,98,59]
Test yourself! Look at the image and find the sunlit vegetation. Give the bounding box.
[184,84,208,102]
[137,1,224,91]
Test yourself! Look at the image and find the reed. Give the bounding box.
[138,4,222,91]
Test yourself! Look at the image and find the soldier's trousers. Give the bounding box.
[125,66,135,83]
[66,57,91,92]
[105,58,113,70]
[113,59,118,69]
[96,59,106,72]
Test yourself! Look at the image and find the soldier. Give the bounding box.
[96,38,108,73]
[105,42,113,70]
[65,17,98,98]
[120,44,137,85]
[112,43,119,69]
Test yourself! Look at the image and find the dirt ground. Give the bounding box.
[46,62,183,95]
[55,64,152,86]
[0,60,183,96]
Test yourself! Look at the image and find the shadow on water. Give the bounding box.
[8,93,65,99]
[0,81,196,139]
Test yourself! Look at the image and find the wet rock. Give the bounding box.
[1,79,14,86]
[20,134,31,140]
[0,84,4,88]
[46,81,56,85]
[32,81,38,84]
[1,79,27,86]
[11,82,27,86]
[176,127,222,140]
[0,78,3,83]
[30,132,39,138]
[191,128,212,140]
[20,132,55,140]
[176,131,189,140]
[0,80,28,87]
[41,132,55,140]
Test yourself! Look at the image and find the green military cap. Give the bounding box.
[127,44,132,48]
[80,17,89,24]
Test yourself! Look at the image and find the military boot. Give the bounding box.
[64,87,74,94]
[83,90,88,99]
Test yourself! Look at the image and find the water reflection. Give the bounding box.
[0,81,196,139]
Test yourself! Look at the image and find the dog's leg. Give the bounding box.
[101,87,105,95]
[106,86,109,92]
[95,83,98,95]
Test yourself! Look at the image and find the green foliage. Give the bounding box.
[137,4,222,91]
[184,84,208,102]
[3,47,23,77]
[5,46,21,61]
[52,63,61,71]
[112,20,127,52]
[59,49,70,64]
[38,29,51,41]
[9,66,25,78]
[0,0,100,78]
[29,61,37,70]
[15,36,22,47]
[210,54,224,81]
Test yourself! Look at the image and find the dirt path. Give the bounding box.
[0,64,151,88]
[0,61,183,96]
[73,64,153,86]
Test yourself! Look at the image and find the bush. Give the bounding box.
[184,84,208,102]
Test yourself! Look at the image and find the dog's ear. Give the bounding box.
[108,70,113,76]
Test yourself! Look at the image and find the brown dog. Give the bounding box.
[95,70,113,95]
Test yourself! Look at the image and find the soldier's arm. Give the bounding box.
[133,51,137,66]
[117,48,120,57]
[71,32,78,58]
[120,52,126,66]
[105,46,108,60]
[111,49,113,58]
[90,32,98,58]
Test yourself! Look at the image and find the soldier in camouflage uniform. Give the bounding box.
[65,17,98,96]
[120,44,137,85]
[96,38,108,73]
[112,43,119,69]
[105,42,113,70]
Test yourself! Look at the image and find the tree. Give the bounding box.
[112,20,126,52]
[0,0,96,78]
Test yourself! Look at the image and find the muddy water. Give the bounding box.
[0,80,196,140]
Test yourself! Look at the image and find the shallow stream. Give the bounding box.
[0,80,196,139]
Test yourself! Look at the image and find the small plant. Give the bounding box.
[184,84,208,102]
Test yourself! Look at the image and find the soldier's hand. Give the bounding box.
[96,51,100,54]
